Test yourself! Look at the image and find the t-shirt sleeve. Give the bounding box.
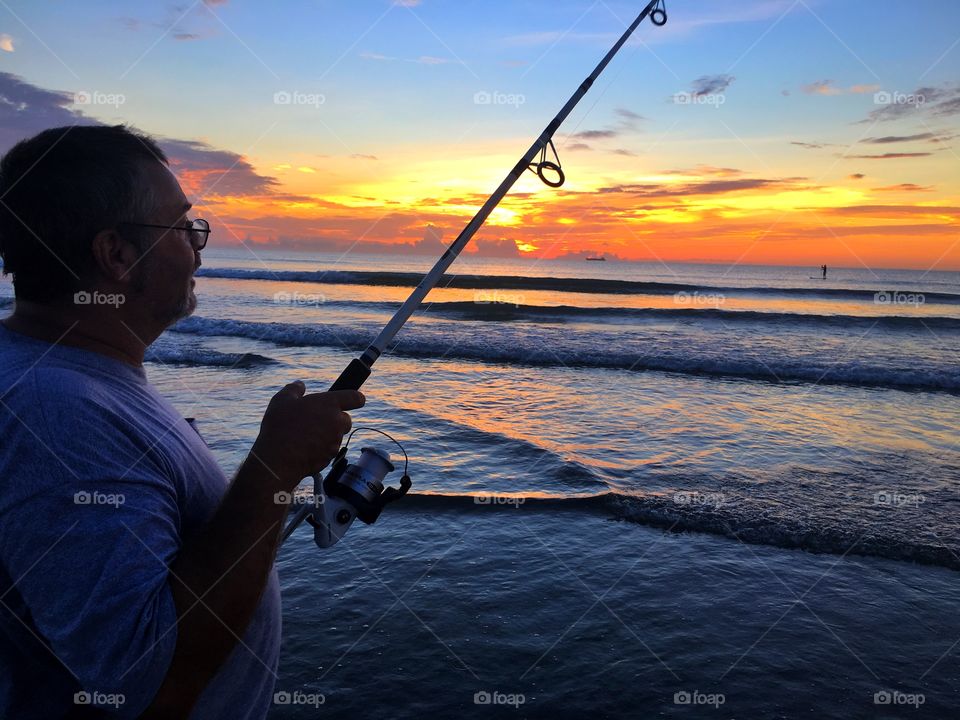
[0,373,184,718]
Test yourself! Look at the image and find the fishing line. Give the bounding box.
[282,0,669,549]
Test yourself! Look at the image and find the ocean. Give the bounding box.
[4,250,959,718]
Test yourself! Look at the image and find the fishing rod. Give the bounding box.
[281,0,668,548]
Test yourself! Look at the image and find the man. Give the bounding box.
[0,125,364,718]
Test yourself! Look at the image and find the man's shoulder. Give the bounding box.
[0,350,160,470]
[0,355,181,509]
[0,327,148,416]
[1,360,123,421]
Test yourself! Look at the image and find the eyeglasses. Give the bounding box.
[120,218,211,250]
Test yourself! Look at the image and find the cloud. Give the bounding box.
[414,224,445,253]
[0,71,97,150]
[160,138,279,197]
[791,141,834,150]
[848,173,865,179]
[350,153,378,160]
[567,142,592,151]
[820,204,959,217]
[859,84,960,123]
[861,133,939,144]
[662,165,742,177]
[614,108,645,123]
[360,51,455,65]
[845,152,932,159]
[613,107,646,132]
[474,237,522,258]
[611,148,637,156]
[571,129,617,140]
[801,80,880,96]
[802,80,842,96]
[689,74,735,97]
[173,32,202,41]
[597,176,796,197]
[0,34,14,53]
[0,72,279,202]
[871,183,932,192]
[931,96,960,118]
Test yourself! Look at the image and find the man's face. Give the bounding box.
[127,162,201,328]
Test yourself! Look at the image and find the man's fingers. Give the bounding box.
[278,380,306,398]
[302,389,365,411]
[331,389,365,410]
[340,411,352,435]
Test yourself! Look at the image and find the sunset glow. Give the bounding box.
[1,0,957,269]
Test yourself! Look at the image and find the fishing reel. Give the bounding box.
[304,428,412,548]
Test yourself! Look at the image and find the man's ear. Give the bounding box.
[90,228,140,282]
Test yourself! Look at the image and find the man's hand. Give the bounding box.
[251,380,365,487]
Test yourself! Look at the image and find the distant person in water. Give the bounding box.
[0,125,364,719]
[822,264,828,279]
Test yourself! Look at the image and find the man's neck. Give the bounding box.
[2,302,151,367]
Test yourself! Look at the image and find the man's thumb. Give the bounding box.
[280,380,306,398]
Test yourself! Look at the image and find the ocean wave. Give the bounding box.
[395,491,960,570]
[145,343,278,368]
[169,316,960,393]
[196,267,960,304]
[421,301,960,330]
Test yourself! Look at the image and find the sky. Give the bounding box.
[0,0,958,270]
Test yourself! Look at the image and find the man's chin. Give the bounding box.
[180,292,198,320]
[165,291,197,326]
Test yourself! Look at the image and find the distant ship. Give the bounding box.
[585,255,606,262]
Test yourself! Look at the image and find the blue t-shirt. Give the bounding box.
[0,322,281,719]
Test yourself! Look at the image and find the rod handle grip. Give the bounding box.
[329,358,372,391]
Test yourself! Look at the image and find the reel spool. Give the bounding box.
[306,429,411,548]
